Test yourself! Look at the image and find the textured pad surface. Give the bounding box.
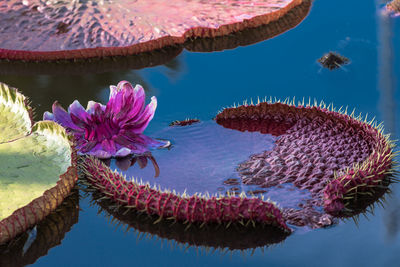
[0,0,305,60]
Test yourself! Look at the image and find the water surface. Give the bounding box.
[0,0,399,266]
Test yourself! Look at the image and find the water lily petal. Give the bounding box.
[70,113,88,129]
[113,134,148,155]
[111,88,135,122]
[113,134,133,147]
[106,86,125,115]
[68,100,89,122]
[115,147,132,158]
[147,138,170,149]
[85,143,112,159]
[125,84,146,122]
[125,133,169,149]
[44,81,160,159]
[117,80,134,92]
[107,82,147,127]
[128,144,148,155]
[100,139,117,156]
[125,96,157,134]
[51,101,81,131]
[87,101,105,115]
[109,85,118,100]
[79,140,97,153]
[43,111,54,121]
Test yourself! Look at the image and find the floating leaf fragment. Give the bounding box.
[169,118,200,127]
[318,51,350,70]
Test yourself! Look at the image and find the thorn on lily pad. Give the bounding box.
[318,51,350,70]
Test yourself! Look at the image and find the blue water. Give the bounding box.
[0,0,400,266]
[111,121,277,196]
[108,121,311,209]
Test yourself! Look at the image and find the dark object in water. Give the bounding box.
[318,52,349,70]
[169,118,200,127]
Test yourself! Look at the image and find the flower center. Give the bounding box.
[84,114,119,142]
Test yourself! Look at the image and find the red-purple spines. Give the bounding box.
[216,100,394,216]
[323,125,393,215]
[83,156,290,232]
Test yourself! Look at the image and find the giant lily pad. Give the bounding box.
[216,99,394,222]
[0,82,77,245]
[84,155,290,231]
[0,0,309,61]
[84,98,394,232]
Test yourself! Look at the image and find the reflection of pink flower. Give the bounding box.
[102,152,160,177]
[44,81,167,158]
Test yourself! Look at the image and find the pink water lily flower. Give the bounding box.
[44,81,167,158]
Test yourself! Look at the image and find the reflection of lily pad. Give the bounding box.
[0,83,77,244]
[91,194,289,251]
[0,46,183,75]
[0,0,308,61]
[0,190,79,267]
[184,0,311,52]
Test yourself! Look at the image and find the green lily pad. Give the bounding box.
[0,83,32,143]
[0,82,77,245]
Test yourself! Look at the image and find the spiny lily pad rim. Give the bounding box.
[216,97,396,216]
